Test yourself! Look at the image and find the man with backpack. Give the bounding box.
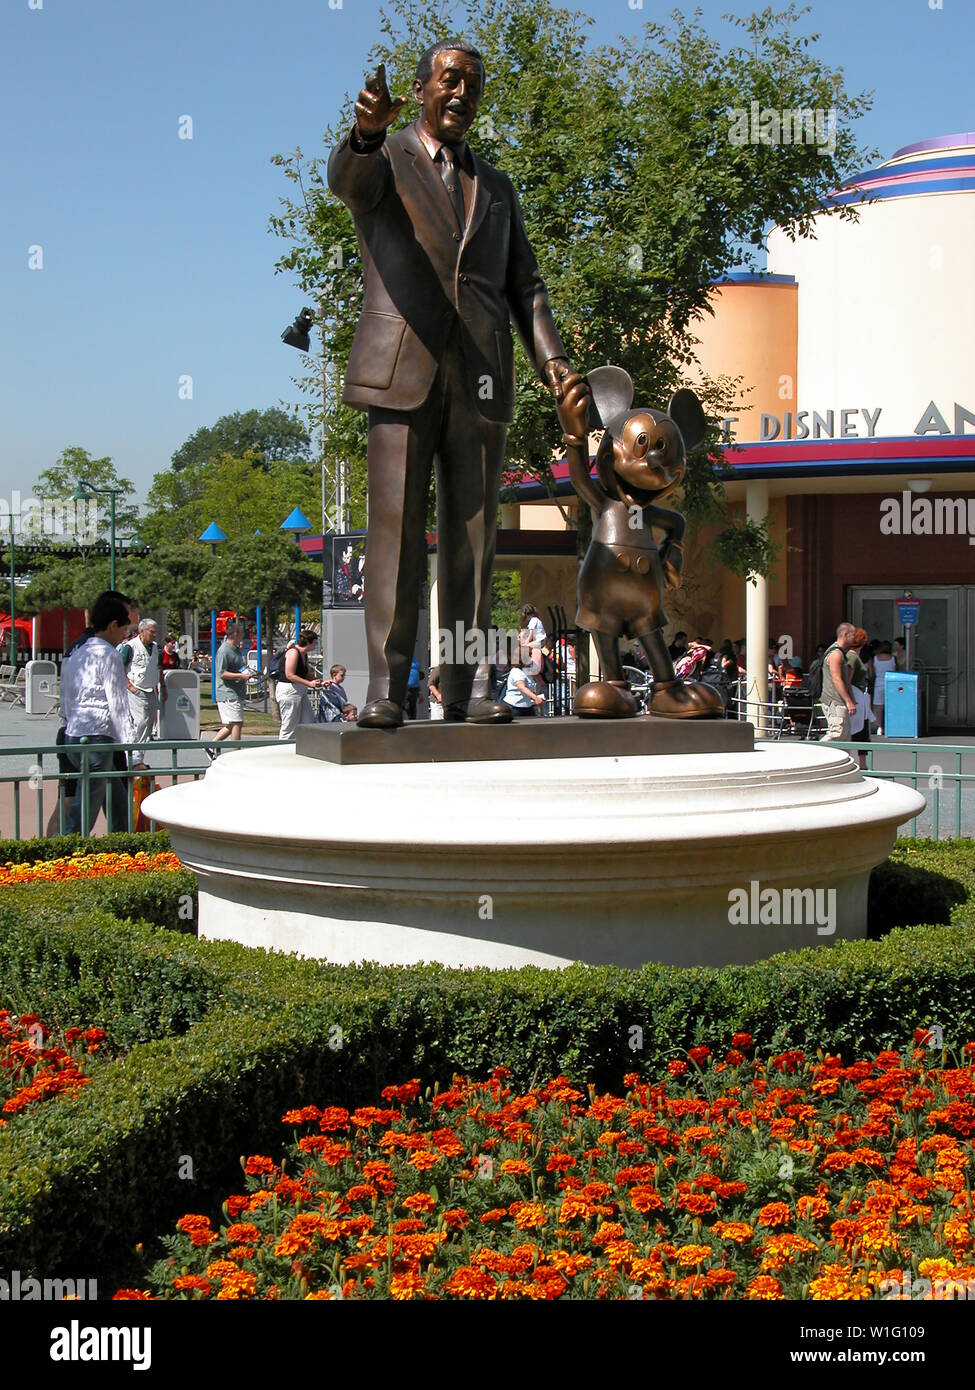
[819,622,859,742]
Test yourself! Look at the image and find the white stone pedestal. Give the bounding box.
[143,740,924,969]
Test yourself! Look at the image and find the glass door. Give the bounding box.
[848,586,964,728]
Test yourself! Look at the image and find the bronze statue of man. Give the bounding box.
[328,40,587,726]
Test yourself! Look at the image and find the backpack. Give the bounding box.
[267,645,294,681]
[803,645,837,704]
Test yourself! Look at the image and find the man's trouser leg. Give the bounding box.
[363,389,441,708]
[435,361,507,710]
[65,736,113,835]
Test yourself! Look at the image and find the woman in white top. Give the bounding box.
[519,604,546,651]
[872,641,896,736]
[502,646,546,716]
[277,629,323,739]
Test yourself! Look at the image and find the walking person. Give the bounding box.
[276,629,324,739]
[819,622,859,744]
[120,619,166,769]
[872,640,896,736]
[208,619,250,758]
[61,593,137,835]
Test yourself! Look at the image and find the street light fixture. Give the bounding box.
[281,507,311,639]
[199,522,228,702]
[73,480,124,589]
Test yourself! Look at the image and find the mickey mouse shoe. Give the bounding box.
[649,680,725,719]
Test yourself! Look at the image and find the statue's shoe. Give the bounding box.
[357,698,404,728]
[573,680,639,718]
[444,697,513,724]
[649,681,724,719]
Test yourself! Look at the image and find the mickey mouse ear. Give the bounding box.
[586,366,634,438]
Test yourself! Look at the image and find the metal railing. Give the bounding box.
[824,741,974,841]
[0,737,289,840]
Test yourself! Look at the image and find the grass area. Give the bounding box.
[198,694,280,737]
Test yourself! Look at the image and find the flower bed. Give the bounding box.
[0,1011,105,1129]
[123,1037,975,1301]
[0,851,181,887]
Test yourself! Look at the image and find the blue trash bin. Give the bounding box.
[884,671,919,738]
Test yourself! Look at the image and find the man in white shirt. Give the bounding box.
[119,618,166,768]
[62,593,137,834]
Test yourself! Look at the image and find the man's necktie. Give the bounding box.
[437,146,466,230]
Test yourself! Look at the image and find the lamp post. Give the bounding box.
[199,522,228,703]
[280,507,311,639]
[73,481,123,589]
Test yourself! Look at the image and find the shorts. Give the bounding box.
[217,699,244,726]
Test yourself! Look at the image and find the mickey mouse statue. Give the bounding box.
[555,365,724,719]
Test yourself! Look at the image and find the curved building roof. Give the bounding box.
[830,132,975,206]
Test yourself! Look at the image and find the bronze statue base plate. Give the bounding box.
[296,716,753,766]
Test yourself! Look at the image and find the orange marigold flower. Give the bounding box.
[225,1223,261,1243]
[216,1271,258,1300]
[499,1158,530,1177]
[442,1266,497,1299]
[282,1106,321,1125]
[687,1046,711,1065]
[675,1244,713,1267]
[712,1221,754,1244]
[389,1271,426,1300]
[408,1150,442,1171]
[757,1202,792,1228]
[514,1203,547,1230]
[402,1192,436,1215]
[667,1060,688,1077]
[172,1275,211,1296]
[317,1107,350,1131]
[745,1275,784,1300]
[629,1186,665,1214]
[242,1156,276,1176]
[479,1208,509,1224]
[796,1194,830,1223]
[677,1192,717,1216]
[591,1222,626,1246]
[442,1208,470,1229]
[381,1080,421,1104]
[346,1184,379,1204]
[205,1261,238,1280]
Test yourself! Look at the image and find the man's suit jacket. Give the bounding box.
[327,121,566,424]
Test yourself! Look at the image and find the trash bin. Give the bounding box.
[160,670,201,741]
[25,659,58,715]
[884,671,919,739]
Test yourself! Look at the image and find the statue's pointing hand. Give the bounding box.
[355,63,406,139]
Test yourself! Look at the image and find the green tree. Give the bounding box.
[32,446,139,550]
[139,453,322,547]
[115,543,210,614]
[269,0,875,573]
[170,408,311,473]
[198,534,322,626]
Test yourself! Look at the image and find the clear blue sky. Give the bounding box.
[1,0,971,510]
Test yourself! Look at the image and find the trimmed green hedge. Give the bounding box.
[1,837,974,1285]
[0,830,172,864]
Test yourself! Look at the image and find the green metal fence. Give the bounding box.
[821,741,973,840]
[0,738,290,840]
